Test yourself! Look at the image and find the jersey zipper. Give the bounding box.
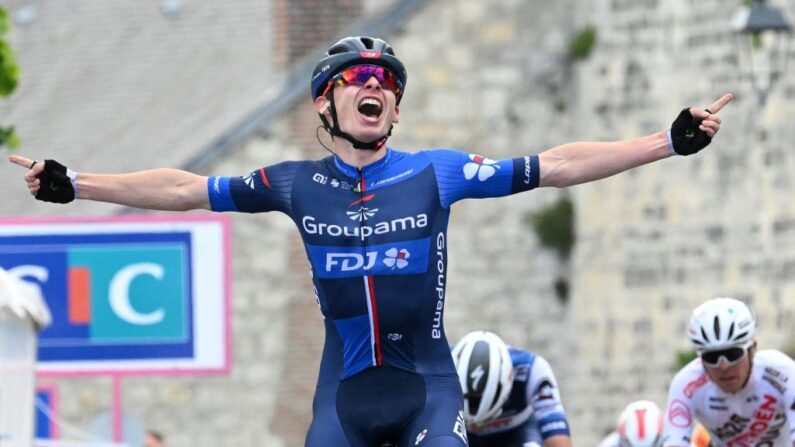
[357,169,383,367]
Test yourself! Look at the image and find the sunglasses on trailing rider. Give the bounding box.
[322,65,403,98]
[700,342,753,367]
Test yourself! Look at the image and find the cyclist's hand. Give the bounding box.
[670,93,733,156]
[9,155,77,203]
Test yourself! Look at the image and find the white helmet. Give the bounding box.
[451,331,513,425]
[617,400,663,447]
[688,297,756,351]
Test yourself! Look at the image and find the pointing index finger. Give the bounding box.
[707,93,733,114]
[8,155,35,169]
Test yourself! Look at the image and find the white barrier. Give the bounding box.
[0,267,51,447]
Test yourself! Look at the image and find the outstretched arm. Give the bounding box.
[9,155,210,211]
[538,93,732,188]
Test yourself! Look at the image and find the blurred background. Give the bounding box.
[1,0,794,445]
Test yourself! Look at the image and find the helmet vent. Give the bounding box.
[328,44,350,55]
[734,331,748,342]
[492,383,503,409]
[700,326,710,343]
[727,322,735,340]
[713,315,721,339]
[360,37,374,49]
[467,395,482,411]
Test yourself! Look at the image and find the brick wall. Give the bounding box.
[273,0,364,68]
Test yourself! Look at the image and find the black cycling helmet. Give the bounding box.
[310,36,407,104]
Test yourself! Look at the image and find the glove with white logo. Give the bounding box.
[669,108,711,156]
[35,159,77,204]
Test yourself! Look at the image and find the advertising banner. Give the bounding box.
[0,215,230,375]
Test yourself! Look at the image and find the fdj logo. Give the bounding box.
[5,244,189,345]
[308,238,431,279]
[326,252,377,272]
[326,248,410,272]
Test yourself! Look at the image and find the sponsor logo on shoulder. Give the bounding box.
[463,154,500,181]
[535,378,556,401]
[668,399,692,428]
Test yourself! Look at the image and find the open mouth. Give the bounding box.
[358,97,383,119]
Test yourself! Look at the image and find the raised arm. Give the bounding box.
[9,155,210,211]
[538,93,732,188]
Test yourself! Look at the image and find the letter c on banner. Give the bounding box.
[110,263,165,325]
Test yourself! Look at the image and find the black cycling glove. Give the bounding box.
[35,159,77,204]
[670,108,711,156]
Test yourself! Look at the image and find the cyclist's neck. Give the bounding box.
[333,141,388,169]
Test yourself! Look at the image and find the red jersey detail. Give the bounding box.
[727,394,778,447]
[350,193,376,207]
[259,168,272,189]
[683,372,709,398]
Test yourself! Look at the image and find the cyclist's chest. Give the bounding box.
[698,387,788,446]
[292,167,442,246]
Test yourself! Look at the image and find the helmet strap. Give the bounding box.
[319,91,391,151]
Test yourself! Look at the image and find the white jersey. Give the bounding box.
[663,350,795,447]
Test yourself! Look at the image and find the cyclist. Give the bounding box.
[598,400,664,447]
[663,298,795,447]
[452,331,571,447]
[11,36,731,447]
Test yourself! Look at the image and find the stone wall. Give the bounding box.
[28,0,795,446]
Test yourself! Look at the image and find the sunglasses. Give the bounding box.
[323,65,403,98]
[700,342,752,367]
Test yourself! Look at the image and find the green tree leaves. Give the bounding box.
[1,6,20,149]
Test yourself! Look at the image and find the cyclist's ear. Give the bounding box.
[392,105,400,124]
[315,96,331,115]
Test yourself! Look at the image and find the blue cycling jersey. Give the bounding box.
[208,148,539,446]
[468,349,571,446]
[209,148,539,380]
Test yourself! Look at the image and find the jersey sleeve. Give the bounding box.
[663,368,698,447]
[423,149,540,208]
[527,355,571,439]
[207,161,300,214]
[768,351,795,445]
